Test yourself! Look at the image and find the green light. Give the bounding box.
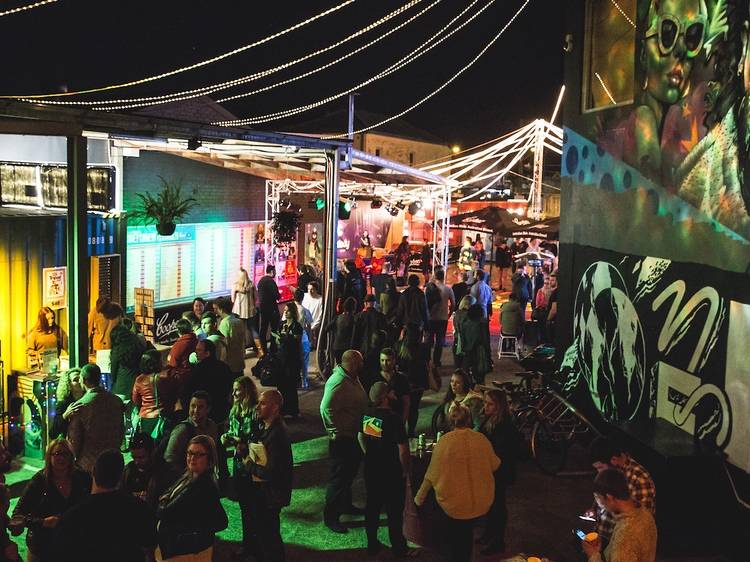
[315,197,325,211]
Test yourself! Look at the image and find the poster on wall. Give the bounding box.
[42,266,67,309]
[304,223,323,271]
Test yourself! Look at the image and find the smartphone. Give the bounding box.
[575,529,586,540]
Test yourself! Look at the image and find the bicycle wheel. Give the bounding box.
[531,419,567,475]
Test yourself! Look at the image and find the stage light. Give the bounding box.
[308,197,325,210]
[338,201,351,220]
[407,200,423,215]
[451,145,461,154]
[395,201,405,210]
[187,136,202,151]
[371,199,382,209]
[386,205,399,217]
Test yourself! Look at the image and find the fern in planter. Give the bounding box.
[272,210,302,244]
[128,177,197,236]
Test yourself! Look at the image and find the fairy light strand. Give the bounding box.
[24,0,431,108]
[215,0,495,126]
[1,0,356,98]
[320,0,534,139]
[609,0,635,28]
[0,0,57,18]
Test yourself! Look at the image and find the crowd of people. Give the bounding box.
[7,235,667,562]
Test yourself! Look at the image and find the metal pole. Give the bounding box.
[66,135,89,367]
[343,93,355,170]
[443,188,451,268]
[530,120,545,219]
[319,149,340,378]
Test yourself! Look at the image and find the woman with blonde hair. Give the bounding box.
[51,369,85,438]
[232,267,258,350]
[11,439,91,562]
[221,376,261,558]
[415,403,499,562]
[156,435,228,561]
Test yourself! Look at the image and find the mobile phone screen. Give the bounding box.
[575,529,586,540]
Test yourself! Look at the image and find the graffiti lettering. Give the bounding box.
[652,281,724,373]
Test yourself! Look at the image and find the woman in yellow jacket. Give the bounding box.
[415,403,500,562]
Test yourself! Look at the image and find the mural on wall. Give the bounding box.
[559,246,750,472]
[589,0,750,241]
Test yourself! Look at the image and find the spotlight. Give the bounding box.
[386,205,399,217]
[187,136,202,151]
[308,197,325,210]
[371,199,383,209]
[407,200,423,215]
[338,200,352,220]
[395,201,405,210]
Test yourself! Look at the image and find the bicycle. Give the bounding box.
[493,371,601,475]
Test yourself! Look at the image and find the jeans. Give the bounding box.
[324,437,362,523]
[301,333,311,388]
[365,473,407,553]
[427,319,448,366]
[237,478,285,561]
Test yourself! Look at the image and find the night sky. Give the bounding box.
[0,0,565,147]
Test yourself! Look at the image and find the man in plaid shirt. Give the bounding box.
[590,437,656,544]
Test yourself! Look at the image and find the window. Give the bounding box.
[375,148,381,157]
[583,0,636,111]
[409,152,415,166]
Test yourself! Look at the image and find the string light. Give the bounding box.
[594,72,617,105]
[216,0,496,126]
[26,0,433,109]
[320,0,534,138]
[609,0,635,28]
[0,0,56,18]
[1,0,356,99]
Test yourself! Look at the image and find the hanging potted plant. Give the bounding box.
[271,209,302,244]
[128,176,197,236]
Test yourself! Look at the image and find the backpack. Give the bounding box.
[425,282,442,311]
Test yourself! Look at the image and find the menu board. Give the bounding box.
[126,221,261,309]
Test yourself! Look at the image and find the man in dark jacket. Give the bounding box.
[337,260,365,311]
[183,339,233,425]
[511,261,532,318]
[494,241,513,291]
[452,270,471,308]
[244,390,293,562]
[257,265,281,354]
[56,450,157,562]
[395,274,429,334]
[353,294,387,357]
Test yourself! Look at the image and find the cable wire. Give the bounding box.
[320,0,533,138]
[25,0,432,109]
[1,0,355,98]
[215,0,497,126]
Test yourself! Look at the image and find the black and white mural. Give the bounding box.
[559,246,750,473]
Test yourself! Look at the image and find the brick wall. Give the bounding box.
[123,151,266,223]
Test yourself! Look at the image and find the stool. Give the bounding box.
[498,334,520,360]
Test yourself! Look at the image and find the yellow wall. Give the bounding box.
[0,219,66,373]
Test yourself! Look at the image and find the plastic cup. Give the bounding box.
[528,558,542,562]
[585,532,598,543]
